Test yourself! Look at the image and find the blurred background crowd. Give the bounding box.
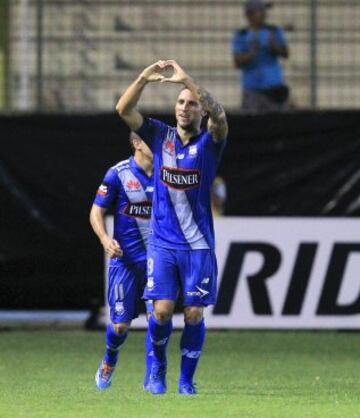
[1,0,360,114]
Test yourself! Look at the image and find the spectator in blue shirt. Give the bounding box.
[232,0,290,113]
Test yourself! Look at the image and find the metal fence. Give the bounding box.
[3,0,360,112]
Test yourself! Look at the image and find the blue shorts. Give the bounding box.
[108,261,153,324]
[143,245,218,306]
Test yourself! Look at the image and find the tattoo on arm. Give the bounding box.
[197,87,228,140]
[197,88,223,118]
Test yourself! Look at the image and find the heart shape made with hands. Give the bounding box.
[147,60,186,84]
[162,63,175,78]
[161,61,187,84]
[155,62,175,81]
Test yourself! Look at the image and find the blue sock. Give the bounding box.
[180,320,205,384]
[148,315,173,365]
[144,328,153,387]
[103,324,128,367]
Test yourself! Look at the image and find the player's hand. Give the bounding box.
[160,60,190,84]
[140,61,168,82]
[101,236,123,258]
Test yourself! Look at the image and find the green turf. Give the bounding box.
[0,330,359,418]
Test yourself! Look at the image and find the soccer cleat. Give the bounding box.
[178,381,197,395]
[95,361,115,390]
[149,362,167,395]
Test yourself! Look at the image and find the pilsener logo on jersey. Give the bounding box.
[161,166,200,191]
[123,201,152,219]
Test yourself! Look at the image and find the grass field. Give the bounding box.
[0,330,359,418]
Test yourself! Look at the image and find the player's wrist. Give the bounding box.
[137,73,150,85]
[99,234,110,245]
[182,75,196,88]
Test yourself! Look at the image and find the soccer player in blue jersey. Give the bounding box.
[90,132,154,390]
[116,60,228,395]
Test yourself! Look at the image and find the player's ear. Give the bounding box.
[198,100,207,117]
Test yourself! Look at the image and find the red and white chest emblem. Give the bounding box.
[126,179,140,190]
[164,139,175,154]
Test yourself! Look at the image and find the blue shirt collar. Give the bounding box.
[175,128,205,148]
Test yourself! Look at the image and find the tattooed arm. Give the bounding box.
[195,86,228,143]
[182,80,228,143]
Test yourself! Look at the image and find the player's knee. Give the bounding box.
[112,322,129,334]
[153,300,174,324]
[153,309,172,324]
[184,307,203,325]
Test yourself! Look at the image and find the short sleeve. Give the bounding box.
[275,27,287,48]
[93,167,120,209]
[136,117,169,151]
[205,132,227,163]
[232,30,246,54]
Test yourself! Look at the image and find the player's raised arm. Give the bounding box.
[196,86,228,143]
[161,60,228,143]
[116,60,168,132]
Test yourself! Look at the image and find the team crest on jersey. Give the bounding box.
[161,166,200,191]
[123,201,152,219]
[189,145,198,157]
[97,183,108,196]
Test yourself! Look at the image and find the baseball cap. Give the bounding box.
[244,0,271,12]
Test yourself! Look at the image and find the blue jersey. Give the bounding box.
[137,118,226,250]
[93,156,153,265]
[232,25,287,91]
